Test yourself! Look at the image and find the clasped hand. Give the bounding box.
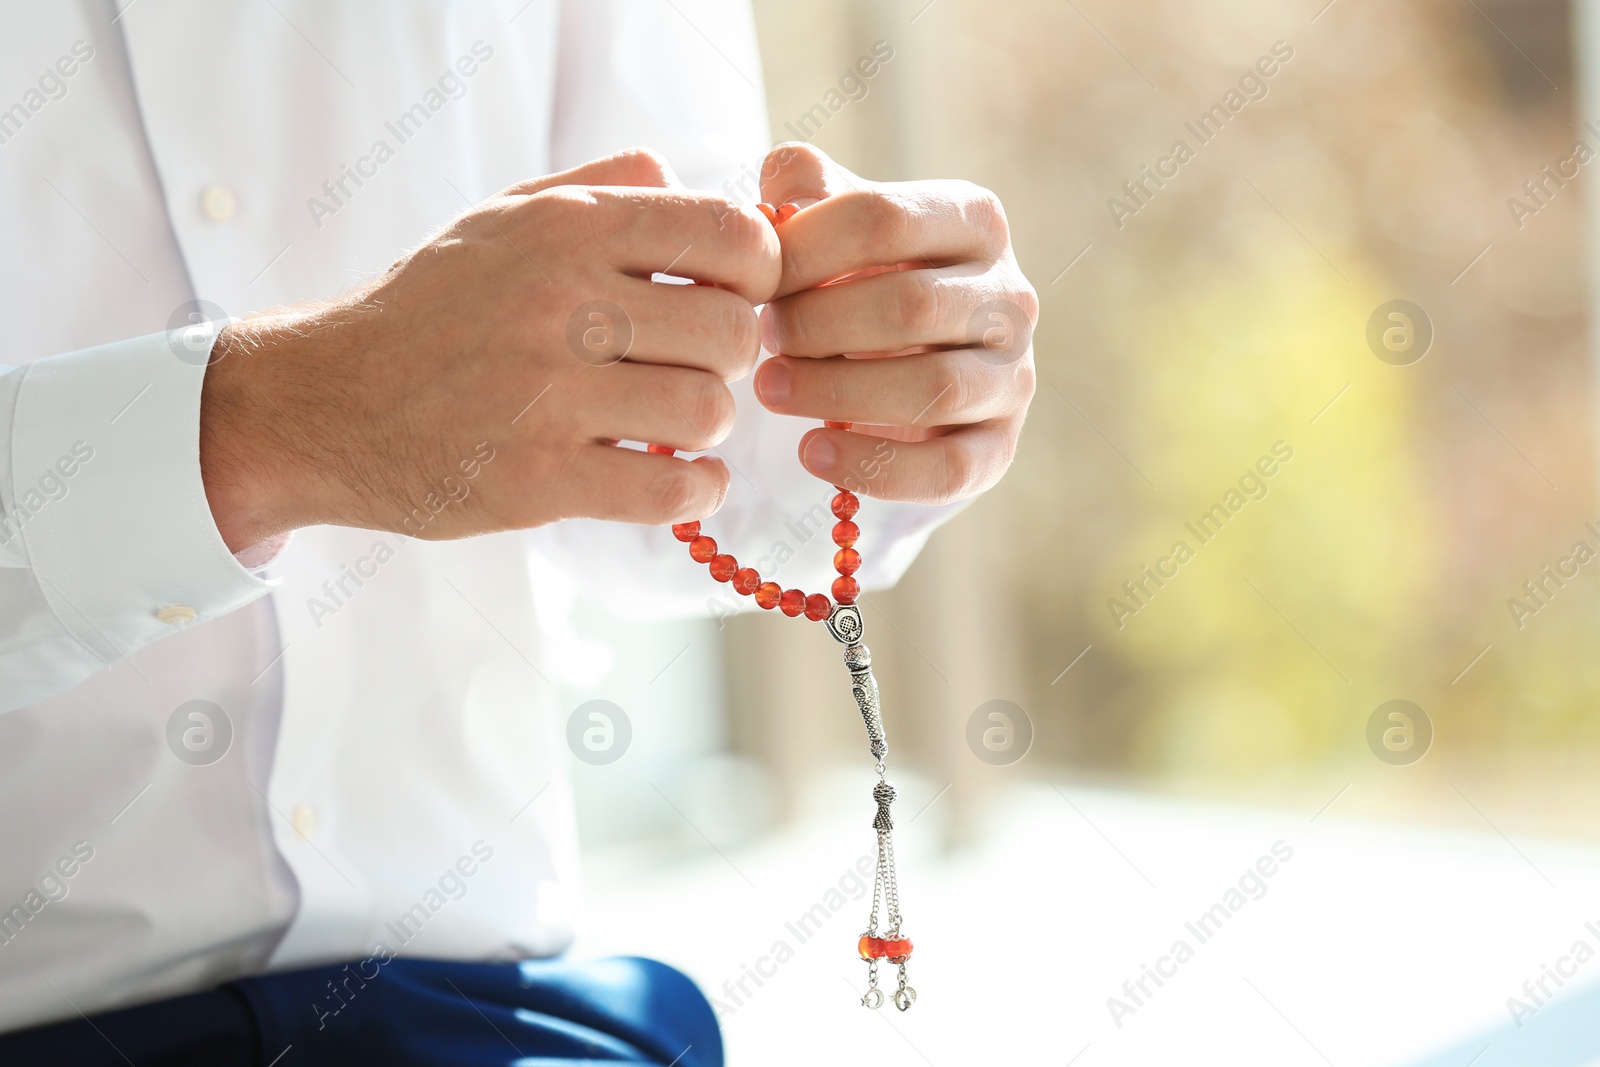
[200,145,1036,552]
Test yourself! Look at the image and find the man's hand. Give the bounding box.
[753,144,1036,504]
[200,149,780,552]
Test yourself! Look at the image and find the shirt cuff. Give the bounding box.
[10,324,273,663]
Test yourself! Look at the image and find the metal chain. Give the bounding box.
[828,613,914,1011]
[881,831,901,936]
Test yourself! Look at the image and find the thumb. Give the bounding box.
[500,147,680,197]
[759,142,859,208]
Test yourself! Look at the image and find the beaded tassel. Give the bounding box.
[660,202,917,1010]
[828,605,916,1011]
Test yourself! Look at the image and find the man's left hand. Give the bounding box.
[754,144,1037,505]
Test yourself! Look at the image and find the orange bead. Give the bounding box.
[775,202,799,223]
[858,935,875,961]
[832,575,859,604]
[833,520,859,548]
[755,582,782,610]
[733,568,760,595]
[671,522,700,542]
[887,938,913,961]
[647,444,676,456]
[824,420,852,430]
[834,547,861,576]
[804,593,831,621]
[689,536,717,563]
[779,589,806,617]
[757,202,779,226]
[709,554,737,582]
[831,491,859,520]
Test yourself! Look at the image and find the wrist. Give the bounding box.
[199,320,320,553]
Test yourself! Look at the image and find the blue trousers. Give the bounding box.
[0,956,722,1066]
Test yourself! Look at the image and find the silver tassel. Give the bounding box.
[826,603,915,1011]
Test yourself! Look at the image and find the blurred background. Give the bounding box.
[562,1,1600,1064]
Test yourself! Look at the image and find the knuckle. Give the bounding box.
[710,295,761,377]
[1014,359,1038,410]
[770,297,810,354]
[684,378,736,447]
[642,464,701,523]
[1014,277,1041,327]
[729,303,763,376]
[775,141,829,166]
[924,358,970,425]
[959,182,1008,237]
[612,146,674,186]
[895,274,942,336]
[937,443,978,505]
[863,189,915,247]
[720,203,771,258]
[523,186,601,244]
[765,141,829,180]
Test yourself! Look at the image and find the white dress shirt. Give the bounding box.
[0,0,955,1036]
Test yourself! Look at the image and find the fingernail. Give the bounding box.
[759,308,778,353]
[802,434,837,473]
[757,360,790,406]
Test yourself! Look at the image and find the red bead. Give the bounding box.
[709,554,737,582]
[755,582,782,610]
[834,547,861,576]
[831,491,859,520]
[689,535,717,563]
[824,420,852,430]
[775,202,799,223]
[757,202,779,226]
[671,522,700,542]
[732,568,760,595]
[832,575,859,604]
[833,520,859,548]
[647,443,675,456]
[856,935,911,960]
[804,593,831,621]
[779,589,805,617]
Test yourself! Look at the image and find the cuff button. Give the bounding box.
[157,605,197,625]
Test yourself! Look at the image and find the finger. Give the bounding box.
[773,183,1008,298]
[600,277,760,381]
[565,448,730,525]
[586,188,779,303]
[759,142,857,206]
[754,349,1024,428]
[763,265,995,357]
[499,146,679,197]
[795,422,1018,506]
[584,363,737,452]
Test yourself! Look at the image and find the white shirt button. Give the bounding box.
[199,184,237,222]
[156,605,196,625]
[291,804,317,840]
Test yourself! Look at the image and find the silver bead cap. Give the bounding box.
[826,603,864,644]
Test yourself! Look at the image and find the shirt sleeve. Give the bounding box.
[527,0,971,624]
[0,324,274,712]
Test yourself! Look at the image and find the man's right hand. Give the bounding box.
[198,148,780,553]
